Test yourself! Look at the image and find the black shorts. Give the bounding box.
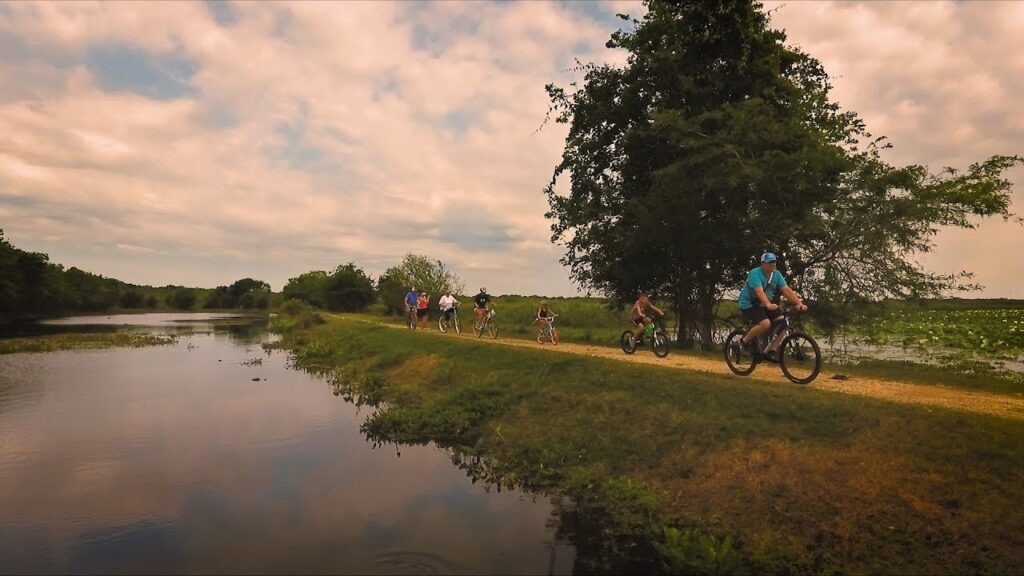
[741,306,782,325]
[416,309,428,318]
[632,316,646,326]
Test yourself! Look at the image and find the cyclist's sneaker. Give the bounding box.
[763,349,778,362]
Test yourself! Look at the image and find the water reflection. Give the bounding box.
[327,370,659,575]
[0,314,573,574]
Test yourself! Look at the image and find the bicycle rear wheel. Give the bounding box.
[438,316,449,333]
[653,330,669,358]
[779,332,822,384]
[620,331,637,354]
[724,329,757,376]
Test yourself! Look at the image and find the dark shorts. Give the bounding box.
[741,306,782,325]
[416,309,428,318]
[632,316,646,326]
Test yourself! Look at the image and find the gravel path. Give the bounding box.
[359,317,1024,420]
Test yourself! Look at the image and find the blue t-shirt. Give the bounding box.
[405,291,418,306]
[738,267,787,310]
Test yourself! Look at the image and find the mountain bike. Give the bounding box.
[438,302,461,334]
[406,306,417,330]
[724,309,821,384]
[536,314,559,344]
[473,307,498,339]
[620,316,670,358]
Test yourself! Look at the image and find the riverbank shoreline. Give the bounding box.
[276,313,1024,574]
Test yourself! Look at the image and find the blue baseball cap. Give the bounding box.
[761,252,777,263]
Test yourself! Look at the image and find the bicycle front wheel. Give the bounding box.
[779,332,822,385]
[487,322,498,339]
[550,327,559,345]
[453,314,461,334]
[438,316,448,333]
[653,330,669,358]
[724,329,757,376]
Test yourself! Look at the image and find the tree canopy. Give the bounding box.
[377,254,465,315]
[282,264,375,312]
[544,0,1021,340]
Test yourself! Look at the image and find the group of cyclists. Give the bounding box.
[403,286,556,334]
[403,252,808,356]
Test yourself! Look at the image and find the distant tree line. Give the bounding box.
[281,254,464,315]
[0,228,280,321]
[2,228,465,321]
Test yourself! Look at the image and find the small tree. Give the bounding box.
[377,254,465,315]
[324,263,375,312]
[282,271,330,308]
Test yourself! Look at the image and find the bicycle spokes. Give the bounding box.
[779,333,822,384]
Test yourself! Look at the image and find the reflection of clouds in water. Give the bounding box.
[0,322,567,573]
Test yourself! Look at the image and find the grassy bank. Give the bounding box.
[278,313,1024,574]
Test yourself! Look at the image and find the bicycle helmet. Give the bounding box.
[761,252,777,263]
[480,287,487,293]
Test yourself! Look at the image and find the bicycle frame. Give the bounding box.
[537,314,559,344]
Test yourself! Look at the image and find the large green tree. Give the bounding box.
[545,0,1020,343]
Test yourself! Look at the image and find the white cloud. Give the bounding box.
[0,1,1020,297]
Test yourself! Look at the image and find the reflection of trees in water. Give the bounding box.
[326,368,661,575]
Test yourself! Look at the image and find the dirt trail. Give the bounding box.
[348,316,1024,420]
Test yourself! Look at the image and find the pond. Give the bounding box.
[0,314,575,574]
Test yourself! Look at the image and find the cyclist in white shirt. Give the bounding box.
[438,290,458,322]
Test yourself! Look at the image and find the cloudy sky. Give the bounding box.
[1,1,1021,297]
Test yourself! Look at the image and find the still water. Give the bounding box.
[0,314,574,574]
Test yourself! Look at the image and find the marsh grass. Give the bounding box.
[0,332,177,354]
[280,315,1024,574]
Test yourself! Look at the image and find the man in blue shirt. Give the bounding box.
[738,252,807,354]
[404,287,419,326]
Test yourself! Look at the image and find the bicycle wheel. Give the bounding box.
[724,329,757,376]
[779,332,822,385]
[487,321,498,339]
[550,327,559,345]
[407,312,416,330]
[652,330,669,358]
[453,314,461,334]
[474,320,484,338]
[620,331,637,354]
[438,315,449,333]
[537,328,546,344]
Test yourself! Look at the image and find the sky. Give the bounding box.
[0,1,1021,297]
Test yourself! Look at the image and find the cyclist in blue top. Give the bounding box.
[404,287,419,318]
[738,252,807,354]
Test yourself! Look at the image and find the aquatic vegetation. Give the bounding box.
[0,332,176,354]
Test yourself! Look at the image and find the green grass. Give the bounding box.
[278,314,1024,575]
[0,332,177,354]
[826,357,1024,396]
